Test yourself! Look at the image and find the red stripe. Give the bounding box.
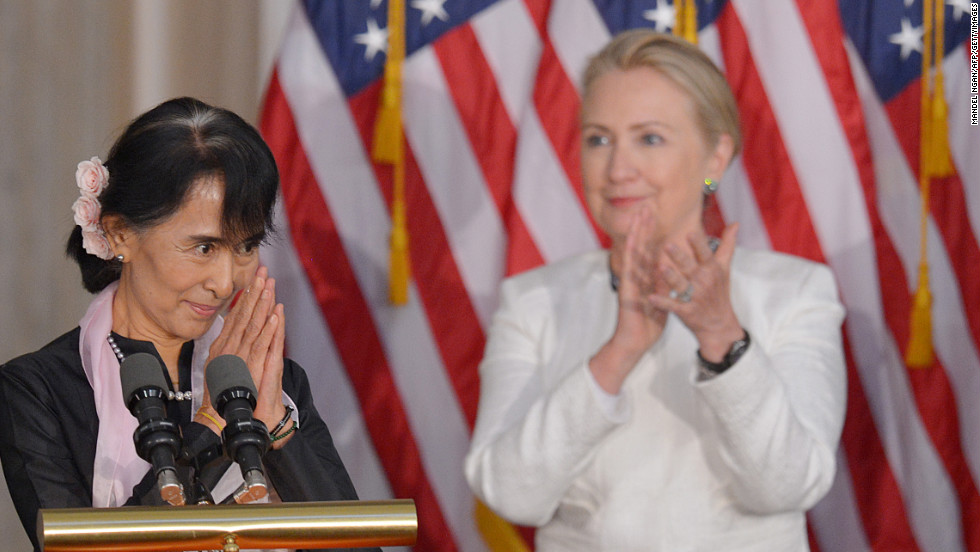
[525,0,611,250]
[260,72,458,552]
[433,22,546,276]
[806,521,820,552]
[839,339,922,551]
[927,170,980,348]
[716,6,823,262]
[348,82,484,430]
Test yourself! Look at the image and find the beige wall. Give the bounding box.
[0,1,290,546]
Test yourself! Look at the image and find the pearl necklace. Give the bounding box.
[107,333,194,401]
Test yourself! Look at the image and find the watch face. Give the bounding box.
[726,333,750,365]
[697,331,750,375]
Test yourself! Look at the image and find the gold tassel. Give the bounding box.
[475,500,530,552]
[906,261,934,367]
[673,0,698,45]
[372,0,410,305]
[906,0,949,368]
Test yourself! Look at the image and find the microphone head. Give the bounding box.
[119,352,169,403]
[206,354,258,407]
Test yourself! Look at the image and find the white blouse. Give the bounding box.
[465,247,846,551]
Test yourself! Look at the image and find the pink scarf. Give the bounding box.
[78,281,222,507]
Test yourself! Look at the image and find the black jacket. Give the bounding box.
[0,328,380,552]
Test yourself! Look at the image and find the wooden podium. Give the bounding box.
[38,499,417,551]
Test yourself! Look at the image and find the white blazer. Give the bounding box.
[465,247,846,551]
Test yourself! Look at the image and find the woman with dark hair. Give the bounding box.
[465,30,845,550]
[0,97,376,552]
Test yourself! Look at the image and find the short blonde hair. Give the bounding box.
[582,29,742,158]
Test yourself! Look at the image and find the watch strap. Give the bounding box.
[697,329,751,378]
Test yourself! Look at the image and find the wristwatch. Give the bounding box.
[697,329,751,379]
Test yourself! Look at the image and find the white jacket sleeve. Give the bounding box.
[463,277,625,526]
[696,261,846,513]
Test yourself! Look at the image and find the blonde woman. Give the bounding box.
[465,30,846,551]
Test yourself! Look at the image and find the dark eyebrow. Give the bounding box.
[242,231,267,244]
[186,231,265,246]
[187,234,223,244]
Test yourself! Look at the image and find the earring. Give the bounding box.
[115,254,124,262]
[703,178,718,195]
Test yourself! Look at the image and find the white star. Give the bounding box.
[370,0,383,9]
[412,0,449,26]
[354,18,388,62]
[643,0,676,33]
[947,0,971,21]
[903,0,915,7]
[889,17,923,61]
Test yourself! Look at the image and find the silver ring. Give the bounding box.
[671,284,693,303]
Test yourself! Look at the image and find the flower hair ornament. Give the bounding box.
[72,157,115,260]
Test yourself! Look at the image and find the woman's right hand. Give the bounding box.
[202,266,287,434]
[590,207,668,393]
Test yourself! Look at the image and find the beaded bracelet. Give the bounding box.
[271,420,297,442]
[270,405,294,437]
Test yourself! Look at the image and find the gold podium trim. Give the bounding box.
[39,499,416,551]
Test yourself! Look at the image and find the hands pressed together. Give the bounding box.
[591,207,744,393]
[196,266,294,448]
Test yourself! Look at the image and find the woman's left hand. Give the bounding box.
[647,223,745,362]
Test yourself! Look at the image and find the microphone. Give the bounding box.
[119,352,186,506]
[206,355,271,503]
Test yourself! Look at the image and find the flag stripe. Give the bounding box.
[483,0,601,265]
[717,4,822,260]
[530,19,610,251]
[401,47,507,328]
[808,450,873,552]
[432,22,546,276]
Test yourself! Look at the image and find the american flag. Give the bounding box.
[258,0,980,550]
